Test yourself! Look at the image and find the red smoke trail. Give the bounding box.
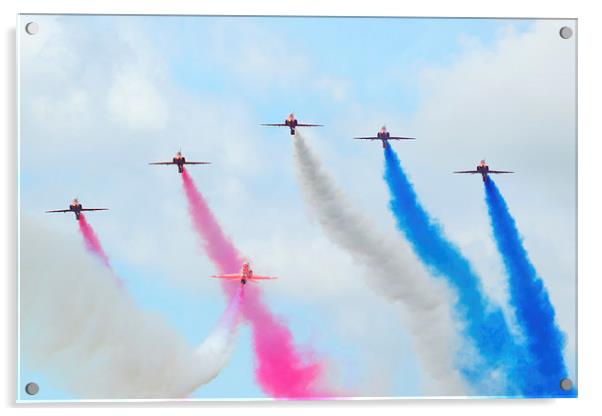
[181,167,331,398]
[77,214,124,287]
[78,214,111,268]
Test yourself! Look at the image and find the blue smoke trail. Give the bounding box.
[383,145,520,393]
[484,177,574,397]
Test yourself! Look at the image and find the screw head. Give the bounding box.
[559,26,573,39]
[25,382,39,395]
[25,22,39,35]
[560,378,573,391]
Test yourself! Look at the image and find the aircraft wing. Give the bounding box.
[210,274,242,279]
[45,209,71,213]
[250,275,277,280]
[488,170,514,174]
[149,161,175,165]
[296,123,324,127]
[183,162,211,165]
[81,208,109,212]
[453,170,480,174]
[261,123,287,127]
[354,136,415,140]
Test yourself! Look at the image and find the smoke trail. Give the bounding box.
[78,214,111,268]
[484,178,572,397]
[20,216,240,399]
[181,167,333,398]
[76,213,124,288]
[382,145,519,391]
[181,168,242,276]
[292,134,467,395]
[195,285,243,385]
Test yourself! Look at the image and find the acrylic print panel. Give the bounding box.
[17,14,577,401]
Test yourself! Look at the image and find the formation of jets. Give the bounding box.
[45,113,513,285]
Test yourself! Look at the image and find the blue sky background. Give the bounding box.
[18,15,576,400]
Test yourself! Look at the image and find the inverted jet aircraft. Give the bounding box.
[354,126,416,148]
[46,198,108,221]
[454,160,514,182]
[210,262,277,285]
[261,113,323,135]
[149,151,211,173]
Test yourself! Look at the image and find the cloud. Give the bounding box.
[107,65,169,131]
[313,76,351,101]
[31,88,92,131]
[206,21,311,90]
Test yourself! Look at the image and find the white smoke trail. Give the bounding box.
[292,134,467,395]
[19,216,238,399]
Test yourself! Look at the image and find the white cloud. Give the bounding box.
[207,21,311,89]
[313,76,351,101]
[19,17,80,87]
[107,65,169,131]
[31,88,91,130]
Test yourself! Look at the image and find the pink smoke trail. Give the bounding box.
[78,214,111,268]
[181,167,332,398]
[77,214,126,288]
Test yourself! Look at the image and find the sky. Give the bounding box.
[17,14,576,400]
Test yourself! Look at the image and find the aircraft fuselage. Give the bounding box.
[285,118,299,135]
[173,156,186,173]
[476,165,490,181]
[240,264,253,284]
[377,131,391,148]
[69,204,83,220]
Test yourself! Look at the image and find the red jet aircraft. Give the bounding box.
[210,262,277,285]
[354,126,416,148]
[261,113,323,135]
[454,160,514,182]
[46,198,108,221]
[149,151,211,173]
